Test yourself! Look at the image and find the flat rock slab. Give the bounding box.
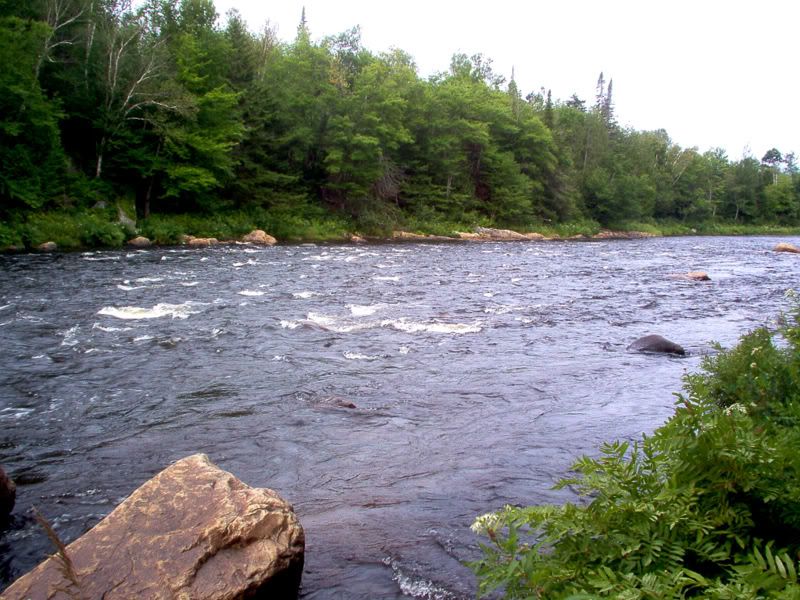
[3,454,304,599]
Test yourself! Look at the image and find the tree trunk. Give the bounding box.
[95,136,106,178]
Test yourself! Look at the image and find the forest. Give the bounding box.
[2,0,799,248]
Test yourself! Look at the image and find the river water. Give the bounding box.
[0,236,797,598]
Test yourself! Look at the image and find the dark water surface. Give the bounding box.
[0,236,797,598]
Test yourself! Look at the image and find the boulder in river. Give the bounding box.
[186,235,220,247]
[627,334,686,356]
[36,241,57,252]
[392,231,453,242]
[242,229,277,246]
[474,226,530,241]
[2,454,305,599]
[669,271,711,282]
[127,235,152,248]
[0,465,15,520]
[774,242,800,254]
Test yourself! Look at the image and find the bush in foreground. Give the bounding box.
[472,299,800,599]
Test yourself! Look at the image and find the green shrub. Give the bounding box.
[77,214,125,247]
[23,212,83,249]
[472,300,800,599]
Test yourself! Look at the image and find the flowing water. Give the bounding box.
[0,236,797,598]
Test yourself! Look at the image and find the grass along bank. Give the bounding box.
[2,207,800,252]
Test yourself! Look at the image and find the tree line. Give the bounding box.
[2,0,798,239]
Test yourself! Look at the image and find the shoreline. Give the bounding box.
[10,226,800,255]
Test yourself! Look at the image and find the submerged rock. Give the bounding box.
[774,242,800,254]
[127,235,151,248]
[0,465,15,520]
[627,334,686,356]
[3,454,305,599]
[242,229,277,246]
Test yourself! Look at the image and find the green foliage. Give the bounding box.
[0,17,64,211]
[472,301,800,599]
[1,0,799,243]
[20,211,125,249]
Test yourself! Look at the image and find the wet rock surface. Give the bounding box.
[241,230,277,246]
[774,242,800,253]
[627,334,686,356]
[2,454,304,599]
[127,236,152,248]
[0,466,15,521]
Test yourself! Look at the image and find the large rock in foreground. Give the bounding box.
[628,334,686,356]
[3,454,304,599]
[0,465,15,521]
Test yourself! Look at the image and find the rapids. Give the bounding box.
[0,236,797,598]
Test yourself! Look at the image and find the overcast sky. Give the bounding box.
[211,0,798,161]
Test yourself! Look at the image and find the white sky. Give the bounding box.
[212,0,798,161]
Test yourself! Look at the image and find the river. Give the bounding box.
[0,236,797,598]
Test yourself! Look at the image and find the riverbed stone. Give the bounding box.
[127,235,152,248]
[186,236,220,247]
[392,231,453,242]
[669,271,711,281]
[474,226,530,241]
[37,241,57,252]
[627,334,686,356]
[242,229,277,246]
[774,242,800,253]
[2,454,305,599]
[0,465,15,520]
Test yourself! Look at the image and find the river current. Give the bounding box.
[0,236,797,598]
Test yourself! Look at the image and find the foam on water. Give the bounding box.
[374,276,401,282]
[0,407,35,421]
[383,558,458,600]
[348,304,381,317]
[343,351,381,361]
[98,302,201,320]
[292,291,321,299]
[92,323,131,332]
[382,319,482,335]
[238,290,265,297]
[306,312,371,333]
[59,325,80,347]
[280,320,300,329]
[82,255,119,262]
